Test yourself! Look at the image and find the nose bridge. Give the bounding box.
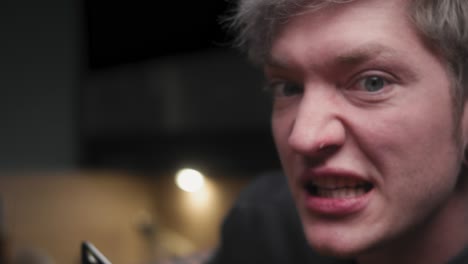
[288,87,346,153]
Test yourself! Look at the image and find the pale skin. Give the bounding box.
[265,0,468,263]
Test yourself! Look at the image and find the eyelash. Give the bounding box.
[265,70,397,100]
[264,80,303,98]
[350,74,391,91]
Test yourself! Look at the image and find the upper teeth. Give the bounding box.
[311,177,367,189]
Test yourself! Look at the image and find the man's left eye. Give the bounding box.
[358,76,388,92]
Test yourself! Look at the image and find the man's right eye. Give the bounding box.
[266,81,304,97]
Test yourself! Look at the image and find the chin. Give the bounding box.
[302,225,375,259]
[307,240,360,259]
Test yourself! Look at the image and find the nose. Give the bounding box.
[287,89,346,158]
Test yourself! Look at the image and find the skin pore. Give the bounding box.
[266,0,468,263]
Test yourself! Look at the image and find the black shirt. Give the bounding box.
[207,171,468,264]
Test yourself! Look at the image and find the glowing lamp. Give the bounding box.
[175,168,205,192]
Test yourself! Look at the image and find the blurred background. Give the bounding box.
[0,0,281,263]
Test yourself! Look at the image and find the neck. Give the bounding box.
[357,174,468,264]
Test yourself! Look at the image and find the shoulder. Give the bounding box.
[235,170,292,208]
[207,171,342,264]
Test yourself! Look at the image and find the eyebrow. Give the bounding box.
[334,43,399,66]
[266,43,400,69]
[264,56,290,70]
[265,43,419,82]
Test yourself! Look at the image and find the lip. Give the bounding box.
[299,167,373,217]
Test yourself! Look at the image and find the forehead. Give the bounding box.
[266,0,427,71]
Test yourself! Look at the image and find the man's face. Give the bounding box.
[266,0,468,258]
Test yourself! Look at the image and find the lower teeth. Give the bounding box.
[315,187,367,198]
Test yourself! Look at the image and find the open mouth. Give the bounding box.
[304,176,373,199]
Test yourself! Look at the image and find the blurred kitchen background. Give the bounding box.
[0,0,281,263]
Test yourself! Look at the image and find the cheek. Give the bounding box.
[271,110,301,184]
[271,110,293,151]
[346,107,462,245]
[355,104,461,196]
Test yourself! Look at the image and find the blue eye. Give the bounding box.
[267,81,303,97]
[359,76,387,92]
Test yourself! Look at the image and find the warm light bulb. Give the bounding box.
[175,168,205,192]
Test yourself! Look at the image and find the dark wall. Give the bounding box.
[0,0,80,169]
[0,0,280,173]
[81,50,280,174]
[80,1,282,174]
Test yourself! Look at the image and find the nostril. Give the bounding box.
[302,145,341,167]
[316,144,340,155]
[318,142,339,151]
